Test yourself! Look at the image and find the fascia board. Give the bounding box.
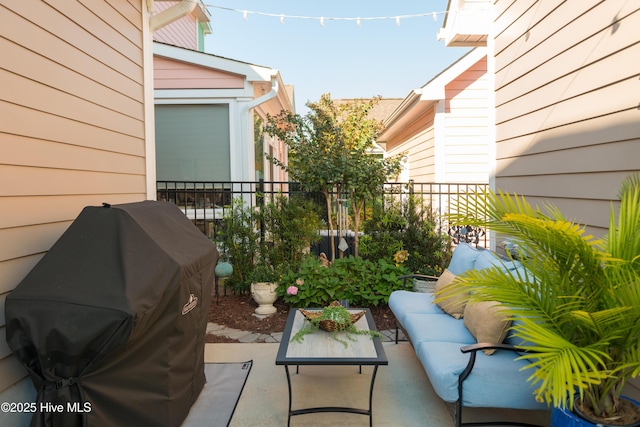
[419,47,487,101]
[153,42,275,82]
[154,88,254,100]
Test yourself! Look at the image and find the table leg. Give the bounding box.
[369,365,379,427]
[284,365,293,427]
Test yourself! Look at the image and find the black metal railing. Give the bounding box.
[156,180,489,248]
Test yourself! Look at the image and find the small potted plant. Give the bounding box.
[248,263,280,316]
[449,174,640,426]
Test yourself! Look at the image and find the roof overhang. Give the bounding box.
[153,42,277,82]
[437,0,491,47]
[379,47,486,143]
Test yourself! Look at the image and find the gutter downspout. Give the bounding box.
[246,75,279,110]
[239,75,279,182]
[150,0,198,32]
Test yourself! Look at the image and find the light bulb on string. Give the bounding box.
[356,17,361,27]
[432,12,438,21]
[242,10,248,20]
[395,16,401,26]
[280,14,284,24]
[320,16,324,27]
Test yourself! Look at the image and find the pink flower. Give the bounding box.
[287,286,298,295]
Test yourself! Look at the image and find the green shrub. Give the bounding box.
[217,195,321,293]
[360,194,452,276]
[278,256,408,307]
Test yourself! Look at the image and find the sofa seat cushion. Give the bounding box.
[389,290,443,325]
[417,341,547,410]
[402,314,475,357]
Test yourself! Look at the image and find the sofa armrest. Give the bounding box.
[458,342,538,393]
[398,274,438,290]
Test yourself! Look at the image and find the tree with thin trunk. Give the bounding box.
[263,94,403,259]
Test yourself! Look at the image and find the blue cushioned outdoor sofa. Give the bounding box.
[389,243,550,427]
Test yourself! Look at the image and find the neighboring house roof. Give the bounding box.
[378,47,486,144]
[334,98,404,123]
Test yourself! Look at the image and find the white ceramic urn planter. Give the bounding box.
[250,282,278,315]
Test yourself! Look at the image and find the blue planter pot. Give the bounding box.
[551,397,640,427]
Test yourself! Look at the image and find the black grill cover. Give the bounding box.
[6,201,218,427]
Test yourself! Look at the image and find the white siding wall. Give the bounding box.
[0,1,149,424]
[493,0,640,233]
[441,56,490,183]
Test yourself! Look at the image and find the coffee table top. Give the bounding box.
[275,308,388,366]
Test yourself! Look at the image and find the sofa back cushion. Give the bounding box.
[434,269,467,319]
[447,243,485,275]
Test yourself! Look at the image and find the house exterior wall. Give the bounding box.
[0,1,151,423]
[441,56,489,183]
[385,108,437,182]
[154,55,244,89]
[493,0,640,234]
[153,1,199,50]
[383,54,489,184]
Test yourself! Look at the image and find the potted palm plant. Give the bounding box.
[448,174,640,427]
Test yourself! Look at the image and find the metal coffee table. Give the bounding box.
[275,308,388,427]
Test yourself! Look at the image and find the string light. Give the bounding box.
[205,4,447,26]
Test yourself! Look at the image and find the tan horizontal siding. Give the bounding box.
[496,77,637,142]
[496,109,639,158]
[497,140,640,177]
[0,256,43,295]
[0,195,145,231]
[2,69,143,138]
[496,5,639,109]
[1,135,145,173]
[46,0,142,58]
[1,102,144,156]
[497,42,640,123]
[493,0,638,234]
[0,355,28,391]
[1,166,146,197]
[2,2,143,95]
[104,0,142,28]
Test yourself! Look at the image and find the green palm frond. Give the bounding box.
[447,174,640,414]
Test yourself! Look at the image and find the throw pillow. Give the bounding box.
[464,301,512,355]
[434,269,466,319]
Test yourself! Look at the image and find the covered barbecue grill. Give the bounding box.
[6,201,218,427]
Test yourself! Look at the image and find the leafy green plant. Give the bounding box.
[361,194,452,276]
[259,193,322,273]
[279,255,408,307]
[217,198,260,292]
[247,263,280,283]
[448,174,640,424]
[290,303,382,348]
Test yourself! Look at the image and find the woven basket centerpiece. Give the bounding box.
[299,301,365,332]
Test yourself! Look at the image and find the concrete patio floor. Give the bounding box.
[194,342,552,427]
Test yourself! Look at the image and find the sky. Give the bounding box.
[202,1,471,115]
